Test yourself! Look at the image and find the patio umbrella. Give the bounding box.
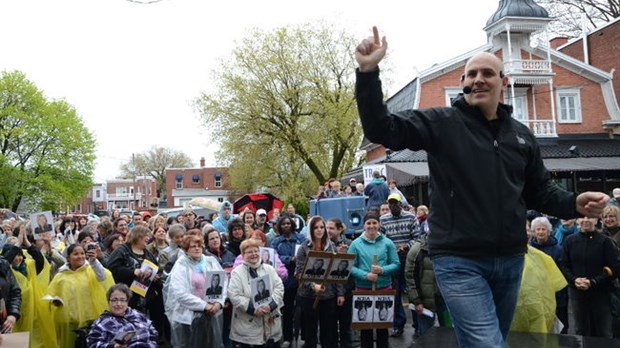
[232,193,284,219]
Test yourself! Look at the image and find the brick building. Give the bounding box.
[164,157,232,208]
[345,0,620,206]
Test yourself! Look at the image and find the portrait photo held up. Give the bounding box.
[129,259,159,297]
[251,274,272,307]
[30,211,54,240]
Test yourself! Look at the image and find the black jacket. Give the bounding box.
[356,69,577,257]
[106,244,161,308]
[0,258,21,320]
[559,231,619,290]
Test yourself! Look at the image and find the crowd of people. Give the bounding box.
[0,26,620,348]
[0,185,617,347]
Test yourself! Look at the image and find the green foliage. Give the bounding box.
[195,23,364,202]
[0,70,95,212]
[119,146,194,197]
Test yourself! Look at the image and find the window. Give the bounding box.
[505,88,529,122]
[175,173,183,189]
[192,174,200,184]
[218,197,224,203]
[444,88,462,106]
[556,89,582,123]
[116,187,127,195]
[95,190,101,198]
[214,172,222,188]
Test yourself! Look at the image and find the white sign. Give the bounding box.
[362,164,387,186]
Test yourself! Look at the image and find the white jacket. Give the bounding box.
[165,253,224,325]
[228,262,284,345]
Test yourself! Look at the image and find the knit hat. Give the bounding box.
[2,244,23,264]
[363,213,380,224]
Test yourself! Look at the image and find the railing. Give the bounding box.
[108,193,143,200]
[522,120,557,137]
[504,59,551,74]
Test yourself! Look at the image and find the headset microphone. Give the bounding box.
[462,86,472,94]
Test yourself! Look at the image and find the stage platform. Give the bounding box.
[409,327,620,347]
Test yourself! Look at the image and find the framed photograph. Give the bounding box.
[352,295,374,323]
[351,290,396,330]
[205,270,227,303]
[259,247,276,267]
[130,259,159,297]
[29,211,54,241]
[374,295,394,322]
[251,274,272,307]
[303,256,329,280]
[326,254,355,283]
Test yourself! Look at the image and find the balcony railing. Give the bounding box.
[521,120,557,137]
[505,59,552,74]
[108,193,143,201]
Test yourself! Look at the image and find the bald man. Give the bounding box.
[354,26,609,347]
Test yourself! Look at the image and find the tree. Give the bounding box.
[195,23,363,200]
[0,70,96,212]
[119,146,194,198]
[537,0,620,37]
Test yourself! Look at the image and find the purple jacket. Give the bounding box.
[86,307,158,348]
[233,254,288,280]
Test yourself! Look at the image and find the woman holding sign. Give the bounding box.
[165,234,225,348]
[106,225,167,343]
[348,213,400,348]
[228,239,284,347]
[295,216,345,348]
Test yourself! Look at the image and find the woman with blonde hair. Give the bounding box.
[228,239,284,347]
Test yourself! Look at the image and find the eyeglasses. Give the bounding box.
[109,298,128,304]
[184,214,194,217]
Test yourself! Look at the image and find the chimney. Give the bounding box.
[200,157,205,167]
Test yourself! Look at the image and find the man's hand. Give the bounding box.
[576,192,609,217]
[355,26,388,72]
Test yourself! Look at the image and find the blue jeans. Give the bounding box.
[432,255,524,348]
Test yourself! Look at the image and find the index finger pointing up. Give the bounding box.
[372,26,380,45]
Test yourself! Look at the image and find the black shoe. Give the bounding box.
[390,328,404,337]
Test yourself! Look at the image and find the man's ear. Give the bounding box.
[501,72,509,88]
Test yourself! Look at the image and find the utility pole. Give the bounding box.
[132,153,137,210]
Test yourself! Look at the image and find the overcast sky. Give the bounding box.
[0,0,500,182]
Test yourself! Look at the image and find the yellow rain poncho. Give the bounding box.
[46,261,115,348]
[511,245,568,333]
[12,257,56,348]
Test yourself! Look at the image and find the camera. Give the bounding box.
[87,243,97,251]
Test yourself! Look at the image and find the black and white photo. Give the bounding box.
[30,211,54,240]
[251,274,272,307]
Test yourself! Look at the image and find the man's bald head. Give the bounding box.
[465,52,504,75]
[461,52,508,120]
